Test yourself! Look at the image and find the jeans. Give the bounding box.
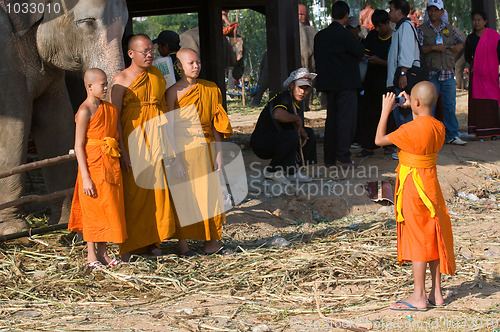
[392,87,413,128]
[429,74,459,141]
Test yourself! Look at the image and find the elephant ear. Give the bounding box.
[0,0,45,36]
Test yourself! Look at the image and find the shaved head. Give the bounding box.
[84,68,107,86]
[177,48,200,63]
[176,48,201,79]
[411,81,437,107]
[128,34,152,50]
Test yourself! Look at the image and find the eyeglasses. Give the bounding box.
[130,47,157,56]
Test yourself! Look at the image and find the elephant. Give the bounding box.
[251,23,318,108]
[0,0,128,235]
[179,27,245,80]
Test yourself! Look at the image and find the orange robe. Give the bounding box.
[388,116,456,275]
[68,101,127,243]
[119,66,176,254]
[171,79,233,240]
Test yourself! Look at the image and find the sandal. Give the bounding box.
[205,246,234,256]
[107,258,121,266]
[87,261,106,271]
[179,250,199,257]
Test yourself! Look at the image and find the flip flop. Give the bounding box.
[205,246,234,256]
[427,298,446,307]
[389,300,427,311]
[87,261,106,271]
[107,258,121,266]
[179,250,198,258]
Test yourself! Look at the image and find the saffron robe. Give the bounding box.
[119,66,176,254]
[68,101,127,243]
[171,79,233,240]
[388,116,456,275]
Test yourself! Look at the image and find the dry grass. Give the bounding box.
[0,203,498,331]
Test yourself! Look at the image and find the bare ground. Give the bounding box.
[1,91,499,331]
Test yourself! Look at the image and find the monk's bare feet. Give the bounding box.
[98,253,114,265]
[150,247,162,256]
[389,295,427,310]
[178,239,197,257]
[121,252,132,262]
[203,239,222,255]
[427,290,445,306]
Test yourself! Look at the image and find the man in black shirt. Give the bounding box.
[251,68,317,184]
[357,9,395,157]
[314,1,365,167]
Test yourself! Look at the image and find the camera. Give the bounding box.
[394,96,406,105]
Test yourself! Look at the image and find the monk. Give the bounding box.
[110,34,176,261]
[165,48,233,257]
[375,81,456,311]
[69,68,127,270]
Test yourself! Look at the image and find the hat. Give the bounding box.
[152,30,180,45]
[427,0,444,10]
[346,16,360,28]
[283,68,317,88]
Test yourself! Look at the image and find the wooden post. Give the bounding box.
[0,153,76,180]
[0,188,74,211]
[242,73,246,106]
[265,0,301,97]
[199,0,227,109]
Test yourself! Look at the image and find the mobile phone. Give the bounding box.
[394,96,406,105]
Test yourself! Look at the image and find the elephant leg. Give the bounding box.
[31,73,77,225]
[0,77,31,235]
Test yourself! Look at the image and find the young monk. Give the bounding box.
[68,68,127,270]
[375,81,456,311]
[165,48,233,257]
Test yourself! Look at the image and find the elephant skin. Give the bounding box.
[251,23,319,107]
[179,27,245,80]
[0,0,128,235]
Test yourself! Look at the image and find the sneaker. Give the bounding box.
[336,160,357,169]
[263,169,291,184]
[446,137,467,145]
[288,171,312,183]
[355,149,374,158]
[392,152,399,160]
[350,142,361,149]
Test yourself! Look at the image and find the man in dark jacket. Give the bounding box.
[314,1,365,167]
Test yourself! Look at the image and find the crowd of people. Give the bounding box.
[65,0,500,313]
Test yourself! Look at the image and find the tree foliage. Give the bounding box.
[133,13,199,40]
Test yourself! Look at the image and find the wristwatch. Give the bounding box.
[400,70,406,76]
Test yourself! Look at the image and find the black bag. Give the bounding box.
[393,21,429,93]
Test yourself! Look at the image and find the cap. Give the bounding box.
[427,0,444,10]
[346,16,360,28]
[294,77,313,87]
[283,68,317,88]
[152,30,180,45]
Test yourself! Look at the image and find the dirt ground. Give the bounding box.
[1,90,500,331]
